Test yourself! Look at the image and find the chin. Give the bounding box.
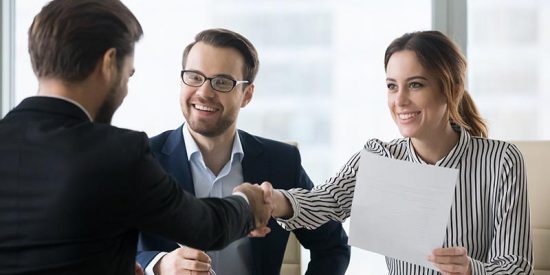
[398,128,415,138]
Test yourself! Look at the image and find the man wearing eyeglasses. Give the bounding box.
[136,28,350,275]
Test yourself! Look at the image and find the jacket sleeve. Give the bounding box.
[124,133,255,251]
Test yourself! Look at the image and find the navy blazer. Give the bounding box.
[137,125,350,275]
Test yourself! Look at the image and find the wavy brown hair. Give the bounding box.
[384,31,488,138]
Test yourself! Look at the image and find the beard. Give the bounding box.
[95,74,124,124]
[95,92,117,124]
[186,115,235,138]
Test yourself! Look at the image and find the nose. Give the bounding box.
[195,79,216,98]
[395,87,410,106]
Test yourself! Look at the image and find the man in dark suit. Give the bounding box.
[0,2,271,275]
[137,29,350,275]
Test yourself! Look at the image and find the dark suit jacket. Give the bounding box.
[137,125,350,275]
[0,97,254,275]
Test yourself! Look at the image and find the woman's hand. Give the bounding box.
[427,247,471,275]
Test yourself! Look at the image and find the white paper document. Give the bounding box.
[349,150,458,271]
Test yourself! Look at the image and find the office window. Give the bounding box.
[468,0,550,140]
[14,1,431,274]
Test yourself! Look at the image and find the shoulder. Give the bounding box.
[94,123,148,148]
[149,128,179,153]
[84,123,150,164]
[364,137,408,158]
[470,136,525,163]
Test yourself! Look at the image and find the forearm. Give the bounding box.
[275,152,359,230]
[275,187,350,230]
[470,255,533,275]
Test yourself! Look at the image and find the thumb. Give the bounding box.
[260,181,273,204]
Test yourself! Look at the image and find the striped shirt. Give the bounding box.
[279,126,533,274]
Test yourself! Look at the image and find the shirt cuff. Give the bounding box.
[274,189,300,230]
[232,191,249,204]
[144,252,168,275]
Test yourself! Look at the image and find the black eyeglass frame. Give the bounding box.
[180,70,249,93]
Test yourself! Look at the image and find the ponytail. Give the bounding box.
[451,91,488,138]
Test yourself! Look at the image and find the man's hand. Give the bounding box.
[427,247,471,275]
[233,181,273,236]
[135,261,144,275]
[153,247,212,275]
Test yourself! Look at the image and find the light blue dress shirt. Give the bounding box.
[183,125,253,275]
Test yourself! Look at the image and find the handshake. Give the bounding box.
[233,181,292,237]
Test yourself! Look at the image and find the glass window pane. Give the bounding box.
[14,1,431,274]
[468,0,550,140]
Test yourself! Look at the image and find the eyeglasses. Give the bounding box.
[181,70,249,93]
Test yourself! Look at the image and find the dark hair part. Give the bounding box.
[29,0,143,82]
[384,31,488,138]
[182,28,259,84]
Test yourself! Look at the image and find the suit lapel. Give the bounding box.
[161,125,196,195]
[239,130,271,275]
[240,130,268,185]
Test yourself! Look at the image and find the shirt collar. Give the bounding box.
[406,123,470,169]
[182,124,244,163]
[34,95,93,121]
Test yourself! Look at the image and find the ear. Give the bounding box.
[241,84,255,108]
[100,48,118,83]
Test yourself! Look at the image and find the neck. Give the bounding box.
[411,123,459,165]
[188,126,237,176]
[38,78,104,121]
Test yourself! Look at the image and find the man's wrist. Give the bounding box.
[146,252,167,275]
[232,191,249,204]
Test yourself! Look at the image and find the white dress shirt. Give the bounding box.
[145,125,252,275]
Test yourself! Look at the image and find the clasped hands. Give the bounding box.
[233,181,276,237]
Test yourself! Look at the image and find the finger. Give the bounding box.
[233,182,252,193]
[259,203,272,227]
[248,226,271,237]
[260,181,273,204]
[179,258,211,272]
[178,247,211,263]
[134,262,144,275]
[433,262,468,274]
[428,254,469,265]
[432,247,467,256]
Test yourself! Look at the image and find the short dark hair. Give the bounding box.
[182,28,259,83]
[28,0,143,82]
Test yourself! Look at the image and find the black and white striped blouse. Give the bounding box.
[279,126,533,274]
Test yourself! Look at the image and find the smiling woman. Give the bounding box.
[272,31,534,275]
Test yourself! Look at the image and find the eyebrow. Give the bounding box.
[213,73,236,80]
[386,75,429,82]
[185,69,236,80]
